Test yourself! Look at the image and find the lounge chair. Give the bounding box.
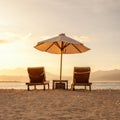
[71,67,92,91]
[26,67,49,91]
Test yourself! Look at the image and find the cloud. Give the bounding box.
[72,35,91,43]
[0,40,9,43]
[0,32,19,44]
[0,32,32,44]
[21,33,32,41]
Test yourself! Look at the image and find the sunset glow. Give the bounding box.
[0,0,120,77]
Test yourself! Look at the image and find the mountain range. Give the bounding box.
[0,68,120,82]
[90,69,120,82]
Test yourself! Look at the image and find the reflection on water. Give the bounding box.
[92,82,120,89]
[0,82,120,90]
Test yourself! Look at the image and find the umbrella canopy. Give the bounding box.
[34,33,90,80]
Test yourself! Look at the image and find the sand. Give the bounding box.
[0,89,119,120]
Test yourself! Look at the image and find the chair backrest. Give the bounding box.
[27,67,46,83]
[73,67,90,84]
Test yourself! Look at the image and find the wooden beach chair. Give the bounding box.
[71,67,92,91]
[26,67,49,91]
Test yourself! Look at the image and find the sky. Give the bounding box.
[0,0,120,76]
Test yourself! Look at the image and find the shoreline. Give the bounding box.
[0,82,120,90]
[0,88,120,90]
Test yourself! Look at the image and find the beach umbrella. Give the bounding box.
[34,33,90,80]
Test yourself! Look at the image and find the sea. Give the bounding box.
[0,81,120,90]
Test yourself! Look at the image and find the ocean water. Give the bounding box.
[0,81,120,90]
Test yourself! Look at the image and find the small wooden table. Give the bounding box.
[52,80,68,90]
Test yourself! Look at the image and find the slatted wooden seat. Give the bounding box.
[71,67,92,91]
[26,67,49,91]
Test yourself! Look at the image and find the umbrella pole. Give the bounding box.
[60,52,63,81]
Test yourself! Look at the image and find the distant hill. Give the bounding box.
[0,68,27,76]
[90,69,120,82]
[0,75,29,82]
[0,68,120,82]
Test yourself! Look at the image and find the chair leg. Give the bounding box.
[52,82,54,90]
[89,85,91,91]
[34,85,36,90]
[72,84,75,91]
[43,85,45,90]
[71,84,73,90]
[27,85,30,91]
[73,86,75,91]
[48,84,49,89]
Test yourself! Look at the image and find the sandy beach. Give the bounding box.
[0,89,119,120]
